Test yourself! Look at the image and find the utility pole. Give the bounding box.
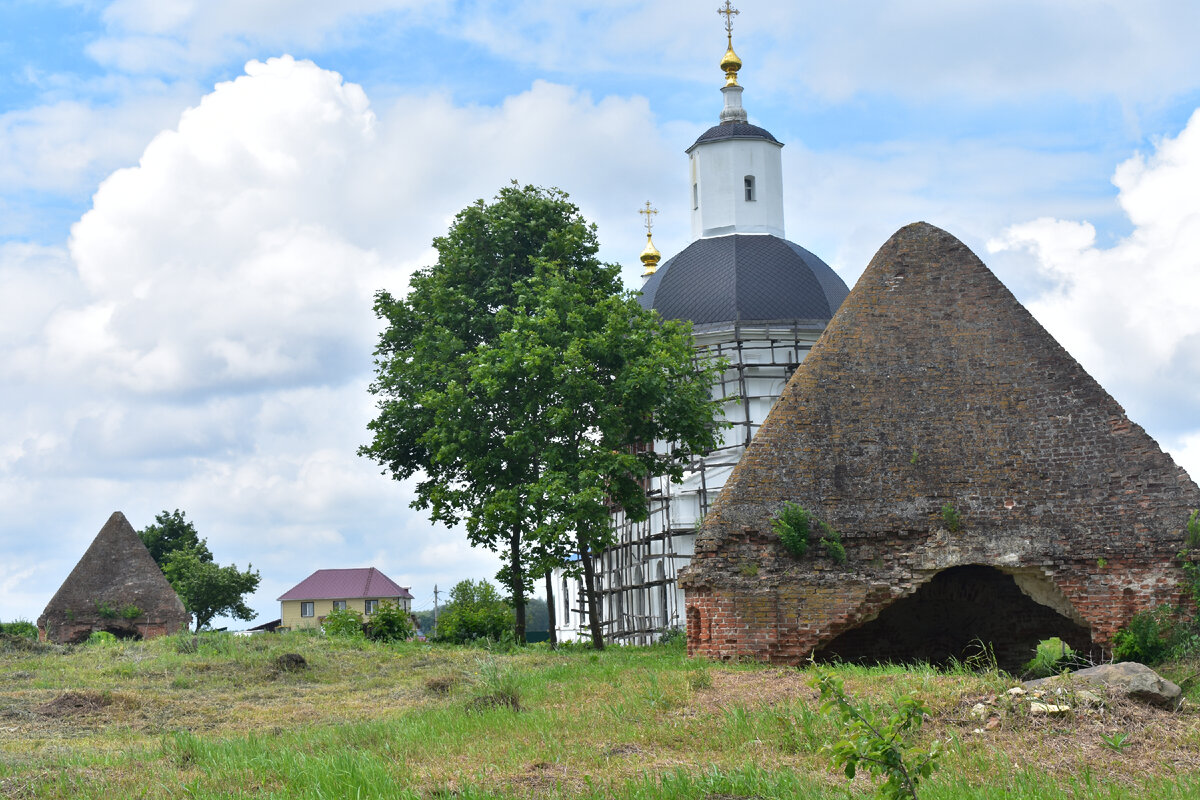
[432,584,440,636]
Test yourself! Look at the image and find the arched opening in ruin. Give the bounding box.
[61,624,144,645]
[813,565,1092,673]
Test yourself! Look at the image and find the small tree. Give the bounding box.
[163,547,260,633]
[813,671,942,800]
[435,579,515,644]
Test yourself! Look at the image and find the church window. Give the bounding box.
[744,175,756,201]
[693,182,699,209]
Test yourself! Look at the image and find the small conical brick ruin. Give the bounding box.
[38,511,191,643]
[680,222,1200,670]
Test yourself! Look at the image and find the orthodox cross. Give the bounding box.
[718,1,739,37]
[639,201,658,235]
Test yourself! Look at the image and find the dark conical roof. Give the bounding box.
[639,234,849,330]
[683,222,1199,663]
[38,511,190,643]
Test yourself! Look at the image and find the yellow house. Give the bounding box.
[277,567,413,630]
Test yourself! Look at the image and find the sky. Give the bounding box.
[3,1,1200,628]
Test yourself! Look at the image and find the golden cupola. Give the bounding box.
[638,201,661,278]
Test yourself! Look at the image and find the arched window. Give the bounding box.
[744,175,756,201]
[693,182,699,209]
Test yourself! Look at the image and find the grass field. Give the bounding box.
[1,632,1199,799]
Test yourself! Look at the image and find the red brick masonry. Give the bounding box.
[681,223,1200,666]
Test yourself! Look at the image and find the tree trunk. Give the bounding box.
[510,528,526,644]
[579,537,605,650]
[544,572,558,648]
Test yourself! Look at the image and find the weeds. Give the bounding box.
[1100,731,1133,752]
[940,503,963,533]
[813,669,942,799]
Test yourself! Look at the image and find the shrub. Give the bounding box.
[772,502,811,557]
[0,620,38,640]
[365,601,414,643]
[120,604,142,620]
[322,607,366,639]
[87,631,118,645]
[1112,605,1181,665]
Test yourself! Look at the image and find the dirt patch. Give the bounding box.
[35,691,113,719]
[705,668,815,710]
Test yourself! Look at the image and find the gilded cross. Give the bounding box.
[639,201,658,235]
[718,1,739,37]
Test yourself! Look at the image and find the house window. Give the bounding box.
[364,599,379,614]
[333,600,346,611]
[300,602,314,617]
[744,175,756,201]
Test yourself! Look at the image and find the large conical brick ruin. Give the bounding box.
[38,511,191,643]
[680,222,1200,670]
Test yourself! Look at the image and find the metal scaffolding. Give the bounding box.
[554,322,826,645]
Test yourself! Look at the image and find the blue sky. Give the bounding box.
[4,1,1200,627]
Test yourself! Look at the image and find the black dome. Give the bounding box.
[639,234,849,329]
[687,122,780,152]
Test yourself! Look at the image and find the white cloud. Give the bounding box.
[989,108,1200,447]
[0,89,198,198]
[0,54,679,623]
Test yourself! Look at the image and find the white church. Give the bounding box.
[554,7,850,644]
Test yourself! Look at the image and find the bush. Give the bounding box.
[772,502,811,557]
[87,631,118,645]
[1112,605,1186,665]
[322,607,366,639]
[0,620,38,640]
[366,601,414,643]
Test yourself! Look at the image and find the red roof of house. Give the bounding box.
[276,568,413,601]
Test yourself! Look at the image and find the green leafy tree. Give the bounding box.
[162,547,261,633]
[362,184,606,643]
[138,509,213,568]
[364,184,718,646]
[435,579,515,644]
[465,263,723,648]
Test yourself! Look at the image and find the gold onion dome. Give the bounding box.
[640,234,661,276]
[721,40,742,86]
